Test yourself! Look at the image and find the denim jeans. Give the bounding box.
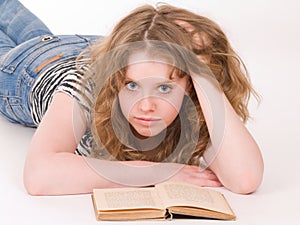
[0,0,98,127]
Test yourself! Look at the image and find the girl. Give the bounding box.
[0,0,263,195]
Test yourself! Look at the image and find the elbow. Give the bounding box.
[23,166,52,196]
[232,175,263,195]
[228,167,264,195]
[24,183,42,196]
[24,173,45,196]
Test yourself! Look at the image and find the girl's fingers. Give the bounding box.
[170,165,223,187]
[174,19,195,32]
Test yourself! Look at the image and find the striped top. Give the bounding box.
[30,57,94,156]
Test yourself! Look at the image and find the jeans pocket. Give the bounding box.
[0,35,61,74]
[24,35,90,78]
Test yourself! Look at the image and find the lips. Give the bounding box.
[134,116,161,126]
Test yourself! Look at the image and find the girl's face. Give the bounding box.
[118,55,189,137]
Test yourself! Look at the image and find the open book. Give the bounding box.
[91,181,236,221]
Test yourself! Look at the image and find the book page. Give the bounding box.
[93,187,164,211]
[156,182,233,215]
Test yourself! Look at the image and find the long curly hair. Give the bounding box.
[81,4,257,165]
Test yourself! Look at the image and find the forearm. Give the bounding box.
[23,152,183,196]
[192,75,264,194]
[24,152,119,195]
[205,96,264,194]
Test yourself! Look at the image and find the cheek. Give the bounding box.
[158,99,183,125]
[118,91,140,119]
[162,90,186,114]
[118,95,131,119]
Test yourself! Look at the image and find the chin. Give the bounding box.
[136,130,156,138]
[134,128,163,139]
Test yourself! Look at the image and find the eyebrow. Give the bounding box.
[155,80,176,86]
[125,78,175,85]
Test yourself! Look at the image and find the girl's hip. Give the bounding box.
[0,34,99,126]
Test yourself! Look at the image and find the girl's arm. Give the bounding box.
[23,92,123,195]
[191,74,264,194]
[23,92,220,196]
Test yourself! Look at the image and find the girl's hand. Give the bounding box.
[174,19,211,63]
[167,164,223,187]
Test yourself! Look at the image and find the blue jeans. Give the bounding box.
[0,0,98,127]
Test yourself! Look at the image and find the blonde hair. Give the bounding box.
[82,4,257,165]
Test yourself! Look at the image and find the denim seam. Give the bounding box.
[23,37,88,75]
[1,35,61,73]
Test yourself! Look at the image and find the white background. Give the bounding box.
[1,0,300,224]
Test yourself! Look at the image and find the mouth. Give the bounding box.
[134,117,161,126]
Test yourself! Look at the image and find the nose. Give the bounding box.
[138,97,156,112]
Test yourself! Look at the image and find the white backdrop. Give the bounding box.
[1,0,300,224]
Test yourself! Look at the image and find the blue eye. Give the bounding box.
[125,81,138,91]
[158,84,172,94]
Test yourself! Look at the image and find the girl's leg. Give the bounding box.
[0,0,52,47]
[0,0,53,125]
[0,29,16,58]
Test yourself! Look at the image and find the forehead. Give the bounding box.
[126,52,184,81]
[126,61,173,81]
[125,50,190,86]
